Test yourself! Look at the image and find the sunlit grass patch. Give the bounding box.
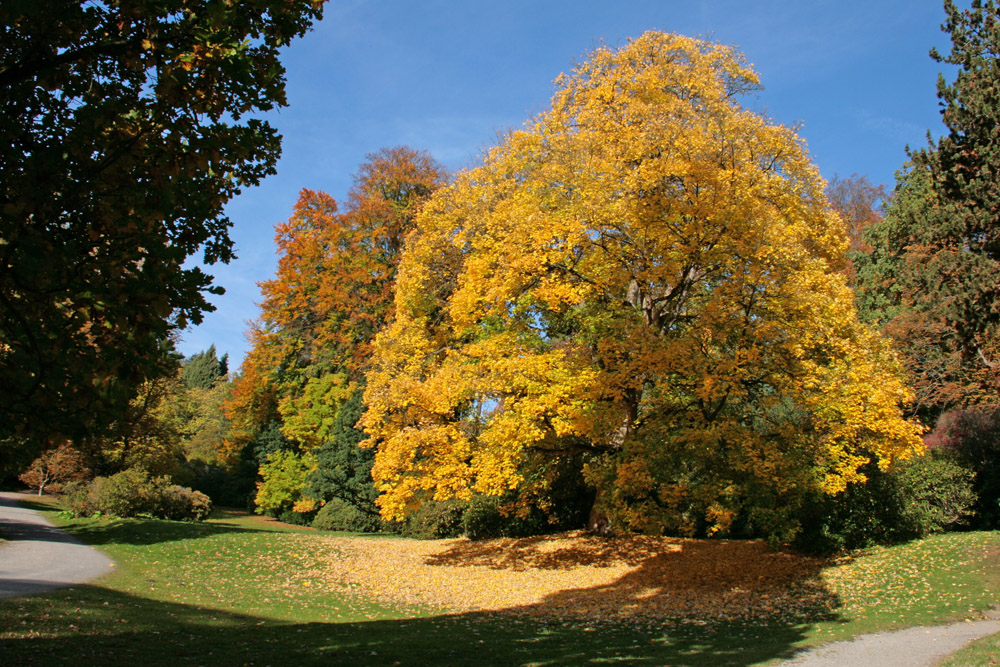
[44,509,429,624]
[812,532,1000,641]
[940,629,1000,666]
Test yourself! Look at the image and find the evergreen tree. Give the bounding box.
[306,390,378,517]
[915,0,1000,373]
[856,0,1000,420]
[182,345,228,390]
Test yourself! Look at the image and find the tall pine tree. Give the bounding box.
[182,345,228,390]
[857,0,1000,420]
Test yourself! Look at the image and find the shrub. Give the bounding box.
[312,498,383,533]
[400,499,466,539]
[794,453,976,554]
[273,507,316,526]
[65,469,212,521]
[159,485,213,521]
[931,409,1000,528]
[65,468,160,518]
[462,493,550,540]
[894,455,977,535]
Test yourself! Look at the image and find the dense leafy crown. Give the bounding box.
[361,32,922,538]
[222,147,446,461]
[0,0,323,452]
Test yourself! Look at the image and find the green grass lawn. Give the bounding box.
[1,497,998,666]
[941,630,1000,666]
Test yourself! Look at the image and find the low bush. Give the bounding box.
[400,499,466,539]
[794,453,976,554]
[462,493,551,540]
[65,469,212,521]
[274,507,316,526]
[65,469,159,518]
[311,498,384,533]
[159,484,213,521]
[930,409,1000,528]
[893,455,977,535]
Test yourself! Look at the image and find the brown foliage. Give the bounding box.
[826,173,887,283]
[18,443,91,495]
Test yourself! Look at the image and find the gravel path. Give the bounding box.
[0,491,115,598]
[779,615,1000,666]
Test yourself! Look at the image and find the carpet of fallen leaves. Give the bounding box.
[275,531,835,624]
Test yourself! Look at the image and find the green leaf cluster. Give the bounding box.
[182,344,228,390]
[0,0,323,455]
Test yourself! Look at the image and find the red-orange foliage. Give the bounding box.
[826,173,887,283]
[220,336,284,462]
[221,147,446,459]
[18,443,91,495]
[258,146,446,382]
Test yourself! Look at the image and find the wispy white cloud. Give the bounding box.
[854,108,930,148]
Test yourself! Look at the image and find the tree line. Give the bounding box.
[5,1,999,549]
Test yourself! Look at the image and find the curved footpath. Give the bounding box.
[0,492,997,665]
[779,616,1000,666]
[0,491,115,598]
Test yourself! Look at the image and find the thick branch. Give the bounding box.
[0,38,138,91]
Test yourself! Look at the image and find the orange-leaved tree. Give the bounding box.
[222,147,447,517]
[361,32,923,541]
[19,443,91,496]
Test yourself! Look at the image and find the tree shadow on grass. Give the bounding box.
[9,498,58,514]
[426,532,838,627]
[0,584,834,666]
[0,499,845,664]
[52,517,273,547]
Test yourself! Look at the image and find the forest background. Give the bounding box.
[3,0,1000,554]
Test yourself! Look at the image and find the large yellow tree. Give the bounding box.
[362,32,923,540]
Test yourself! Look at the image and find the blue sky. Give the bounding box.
[178,0,954,369]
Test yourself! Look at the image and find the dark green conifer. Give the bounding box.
[855,0,1000,421]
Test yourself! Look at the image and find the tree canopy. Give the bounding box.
[855,0,1000,421]
[221,147,446,517]
[183,345,228,390]
[0,0,324,456]
[361,32,923,540]
[827,174,888,285]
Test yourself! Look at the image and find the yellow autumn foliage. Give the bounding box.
[361,32,923,537]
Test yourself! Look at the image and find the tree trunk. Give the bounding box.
[586,392,640,536]
[587,487,612,536]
